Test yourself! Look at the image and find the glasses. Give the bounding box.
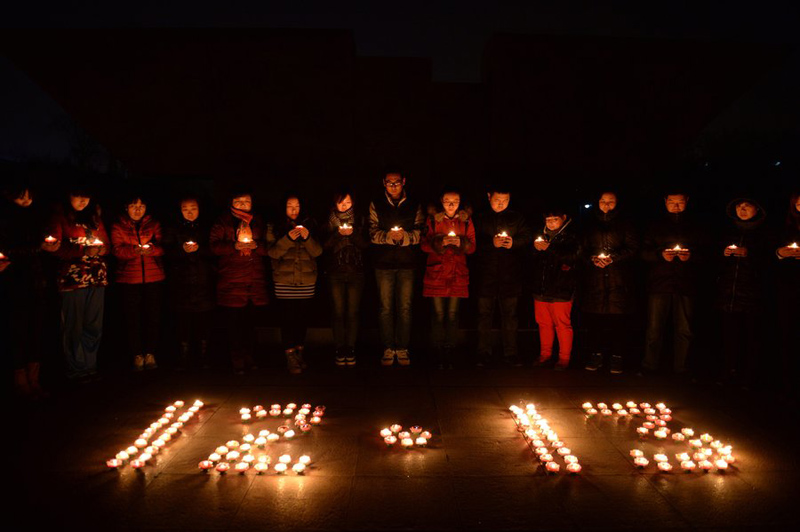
[384,181,403,187]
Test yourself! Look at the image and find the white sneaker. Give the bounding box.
[133,355,144,371]
[395,349,411,366]
[144,353,158,370]
[381,348,395,366]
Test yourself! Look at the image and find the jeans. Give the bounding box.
[120,282,164,359]
[61,286,105,378]
[329,272,364,350]
[643,293,694,372]
[278,297,312,350]
[534,300,573,365]
[431,296,460,348]
[375,268,414,350]
[221,303,262,369]
[477,296,518,359]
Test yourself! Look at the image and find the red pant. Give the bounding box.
[534,300,573,365]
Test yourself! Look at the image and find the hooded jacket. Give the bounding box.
[420,209,476,298]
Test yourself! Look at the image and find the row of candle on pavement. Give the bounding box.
[106,400,204,469]
[583,400,736,473]
[509,403,582,474]
[379,425,433,448]
[200,403,326,475]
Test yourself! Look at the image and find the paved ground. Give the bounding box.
[14,358,799,531]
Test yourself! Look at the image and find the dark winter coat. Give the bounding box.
[775,196,800,298]
[322,210,369,275]
[209,211,269,307]
[420,210,476,298]
[164,217,216,313]
[111,214,166,284]
[641,211,707,295]
[0,200,50,295]
[473,207,533,298]
[715,199,770,313]
[579,209,639,314]
[368,192,425,270]
[46,204,110,292]
[530,218,579,303]
[266,216,323,286]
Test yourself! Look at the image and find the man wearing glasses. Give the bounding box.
[368,169,425,366]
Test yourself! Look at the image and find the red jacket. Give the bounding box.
[111,215,166,284]
[420,210,476,298]
[209,211,269,307]
[47,206,110,292]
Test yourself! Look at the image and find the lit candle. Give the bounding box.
[130,460,145,469]
[597,252,608,259]
[240,444,251,452]
[310,416,322,424]
[209,453,221,462]
[340,223,351,230]
[292,463,306,474]
[216,462,230,473]
[274,463,287,474]
[267,434,280,443]
[106,459,123,468]
[254,462,269,474]
[384,435,397,446]
[727,244,737,250]
[90,238,103,246]
[447,231,456,237]
[216,446,229,455]
[279,454,292,464]
[539,454,553,463]
[545,462,560,473]
[283,430,295,439]
[566,463,582,474]
[637,427,649,437]
[625,401,637,409]
[498,231,508,238]
[681,460,696,472]
[790,242,799,248]
[715,459,729,471]
[675,453,690,462]
[391,226,401,232]
[658,461,673,472]
[126,446,138,455]
[698,460,713,472]
[597,403,608,410]
[643,422,655,429]
[135,438,148,448]
[243,434,255,443]
[582,402,593,410]
[672,244,683,251]
[199,460,214,470]
[700,433,713,443]
[630,449,644,458]
[185,241,196,246]
[44,235,57,243]
[298,455,311,465]
[654,454,668,463]
[535,236,544,242]
[255,437,267,447]
[681,428,695,437]
[235,462,249,473]
[557,447,571,456]
[299,424,311,433]
[401,438,414,448]
[225,451,240,461]
[283,408,293,416]
[415,437,428,447]
[564,455,579,464]
[227,440,240,448]
[634,457,649,468]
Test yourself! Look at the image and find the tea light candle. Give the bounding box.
[256,410,267,419]
[384,436,397,445]
[391,226,401,232]
[586,408,598,415]
[226,451,240,461]
[415,437,428,447]
[279,454,292,464]
[698,460,713,472]
[597,252,608,259]
[597,402,608,410]
[216,446,229,455]
[448,231,457,237]
[564,455,579,464]
[498,231,508,238]
[557,447,571,456]
[715,459,729,471]
[535,236,544,242]
[611,403,623,411]
[630,449,644,458]
[254,462,269,473]
[292,463,306,474]
[700,433,713,443]
[545,462,560,473]
[277,426,289,435]
[130,460,145,469]
[116,451,130,461]
[601,409,613,416]
[401,438,414,448]
[634,457,649,468]
[681,460,696,472]
[657,461,673,472]
[216,462,230,473]
[240,444,251,452]
[390,424,403,433]
[643,422,655,429]
[637,427,649,437]
[283,430,295,439]
[298,455,311,465]
[243,434,255,443]
[274,463,287,474]
[283,408,293,416]
[398,431,411,440]
[681,428,695,437]
[693,452,706,462]
[582,402,593,410]
[199,460,214,470]
[106,459,123,468]
[340,223,351,230]
[628,408,640,415]
[539,454,553,463]
[209,453,221,462]
[269,409,281,417]
[310,416,322,424]
[267,434,280,443]
[625,401,637,409]
[300,424,311,433]
[654,454,668,463]
[566,463,582,474]
[227,440,240,448]
[235,462,249,473]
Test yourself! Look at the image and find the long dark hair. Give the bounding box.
[63,188,101,230]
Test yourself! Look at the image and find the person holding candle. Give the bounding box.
[640,191,707,376]
[530,206,578,371]
[715,196,769,389]
[111,193,166,371]
[775,192,800,397]
[209,189,269,374]
[266,193,322,374]
[579,191,640,374]
[163,195,216,370]
[322,188,369,367]
[420,188,476,369]
[473,184,532,367]
[0,183,52,398]
[44,185,109,381]
[368,169,425,366]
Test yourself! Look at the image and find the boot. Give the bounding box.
[26,362,49,400]
[585,352,603,371]
[176,341,191,372]
[199,340,211,369]
[14,368,33,399]
[609,355,623,374]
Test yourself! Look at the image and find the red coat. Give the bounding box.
[111,215,166,284]
[209,212,269,307]
[420,210,476,297]
[47,206,110,292]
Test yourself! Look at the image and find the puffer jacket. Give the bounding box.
[111,214,166,284]
[715,198,770,313]
[46,204,110,292]
[420,210,476,298]
[579,208,639,314]
[266,216,323,286]
[209,211,269,307]
[473,207,533,297]
[530,217,579,303]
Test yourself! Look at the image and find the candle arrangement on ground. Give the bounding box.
[199,402,324,475]
[509,403,582,474]
[379,424,433,449]
[582,400,736,474]
[107,399,204,470]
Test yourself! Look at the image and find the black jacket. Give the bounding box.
[715,199,769,313]
[322,211,369,275]
[164,217,216,312]
[473,208,533,297]
[579,209,640,314]
[642,211,707,295]
[0,200,50,295]
[530,218,579,302]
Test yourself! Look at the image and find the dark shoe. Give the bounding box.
[334,348,346,367]
[533,357,552,368]
[345,347,356,366]
[585,353,603,371]
[296,346,308,370]
[554,363,568,371]
[609,355,623,374]
[505,356,523,368]
[286,349,302,375]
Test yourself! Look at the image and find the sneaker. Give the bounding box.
[286,349,302,375]
[335,349,346,367]
[144,353,158,370]
[585,353,603,371]
[609,355,623,374]
[381,348,395,366]
[345,348,356,366]
[133,354,145,372]
[396,349,411,366]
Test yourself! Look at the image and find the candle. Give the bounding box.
[134,438,148,448]
[185,241,196,246]
[597,402,608,410]
[658,462,673,472]
[611,403,622,411]
[199,460,214,470]
[292,463,306,474]
[597,252,608,259]
[557,447,571,456]
[44,235,57,243]
[141,244,151,250]
[254,462,269,474]
[277,426,289,435]
[240,444,251,452]
[310,416,322,425]
[498,231,508,238]
[297,455,311,465]
[654,454,668,463]
[242,434,255,443]
[672,244,683,251]
[216,462,230,473]
[626,401,637,409]
[415,437,428,447]
[267,434,280,443]
[209,453,221,462]
[269,409,281,417]
[545,462,560,473]
[698,460,713,472]
[380,428,392,438]
[126,446,138,455]
[274,463,287,474]
[681,428,695,437]
[700,433,713,443]
[227,440,240,448]
[634,457,649,468]
[566,463,582,474]
[106,459,123,468]
[535,236,544,242]
[384,435,397,445]
[447,231,456,237]
[727,244,737,250]
[130,460,145,469]
[283,430,296,439]
[235,462,249,473]
[675,453,690,462]
[681,460,696,472]
[391,226,401,232]
[630,449,644,458]
[225,451,240,461]
[241,237,251,243]
[724,454,736,464]
[715,459,729,471]
[216,446,229,455]
[790,242,799,248]
[255,437,267,447]
[637,427,649,437]
[401,438,414,448]
[340,223,351,230]
[643,422,655,429]
[539,454,553,463]
[582,402,593,410]
[279,454,292,464]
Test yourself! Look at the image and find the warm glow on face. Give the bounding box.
[232,195,252,212]
[665,195,688,213]
[13,189,33,207]
[181,200,199,221]
[286,198,301,220]
[442,193,460,218]
[336,194,353,213]
[735,202,758,221]
[598,193,617,214]
[488,192,510,213]
[70,195,90,211]
[545,215,566,231]
[127,200,147,221]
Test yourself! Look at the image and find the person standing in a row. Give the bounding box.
[111,194,165,371]
[473,186,532,367]
[369,170,424,367]
[45,186,109,381]
[775,192,800,397]
[323,189,368,367]
[266,194,322,375]
[210,190,269,374]
[531,206,578,371]
[421,188,476,369]
[581,191,639,374]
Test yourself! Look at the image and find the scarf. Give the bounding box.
[328,207,355,230]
